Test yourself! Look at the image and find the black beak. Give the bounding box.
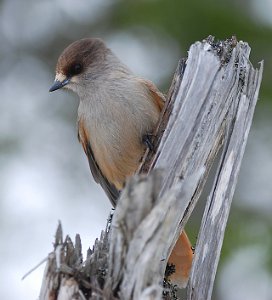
[49,78,70,92]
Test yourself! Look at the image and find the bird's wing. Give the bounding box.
[138,78,166,111]
[78,120,120,207]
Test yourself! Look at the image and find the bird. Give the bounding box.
[49,38,193,288]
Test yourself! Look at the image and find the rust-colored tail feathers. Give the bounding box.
[168,230,194,288]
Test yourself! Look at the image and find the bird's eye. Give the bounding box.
[69,63,83,76]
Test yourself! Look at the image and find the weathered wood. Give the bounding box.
[142,38,263,300]
[38,36,263,300]
[106,170,203,300]
[187,43,263,299]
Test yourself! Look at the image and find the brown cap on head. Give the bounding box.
[49,38,109,92]
[56,38,108,77]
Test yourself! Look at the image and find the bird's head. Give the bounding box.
[49,38,109,94]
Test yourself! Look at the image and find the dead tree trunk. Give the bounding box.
[38,36,263,300]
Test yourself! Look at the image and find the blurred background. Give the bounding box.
[0,0,271,299]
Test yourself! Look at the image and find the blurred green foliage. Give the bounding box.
[111,0,272,102]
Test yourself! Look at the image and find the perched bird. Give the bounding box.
[49,38,193,288]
